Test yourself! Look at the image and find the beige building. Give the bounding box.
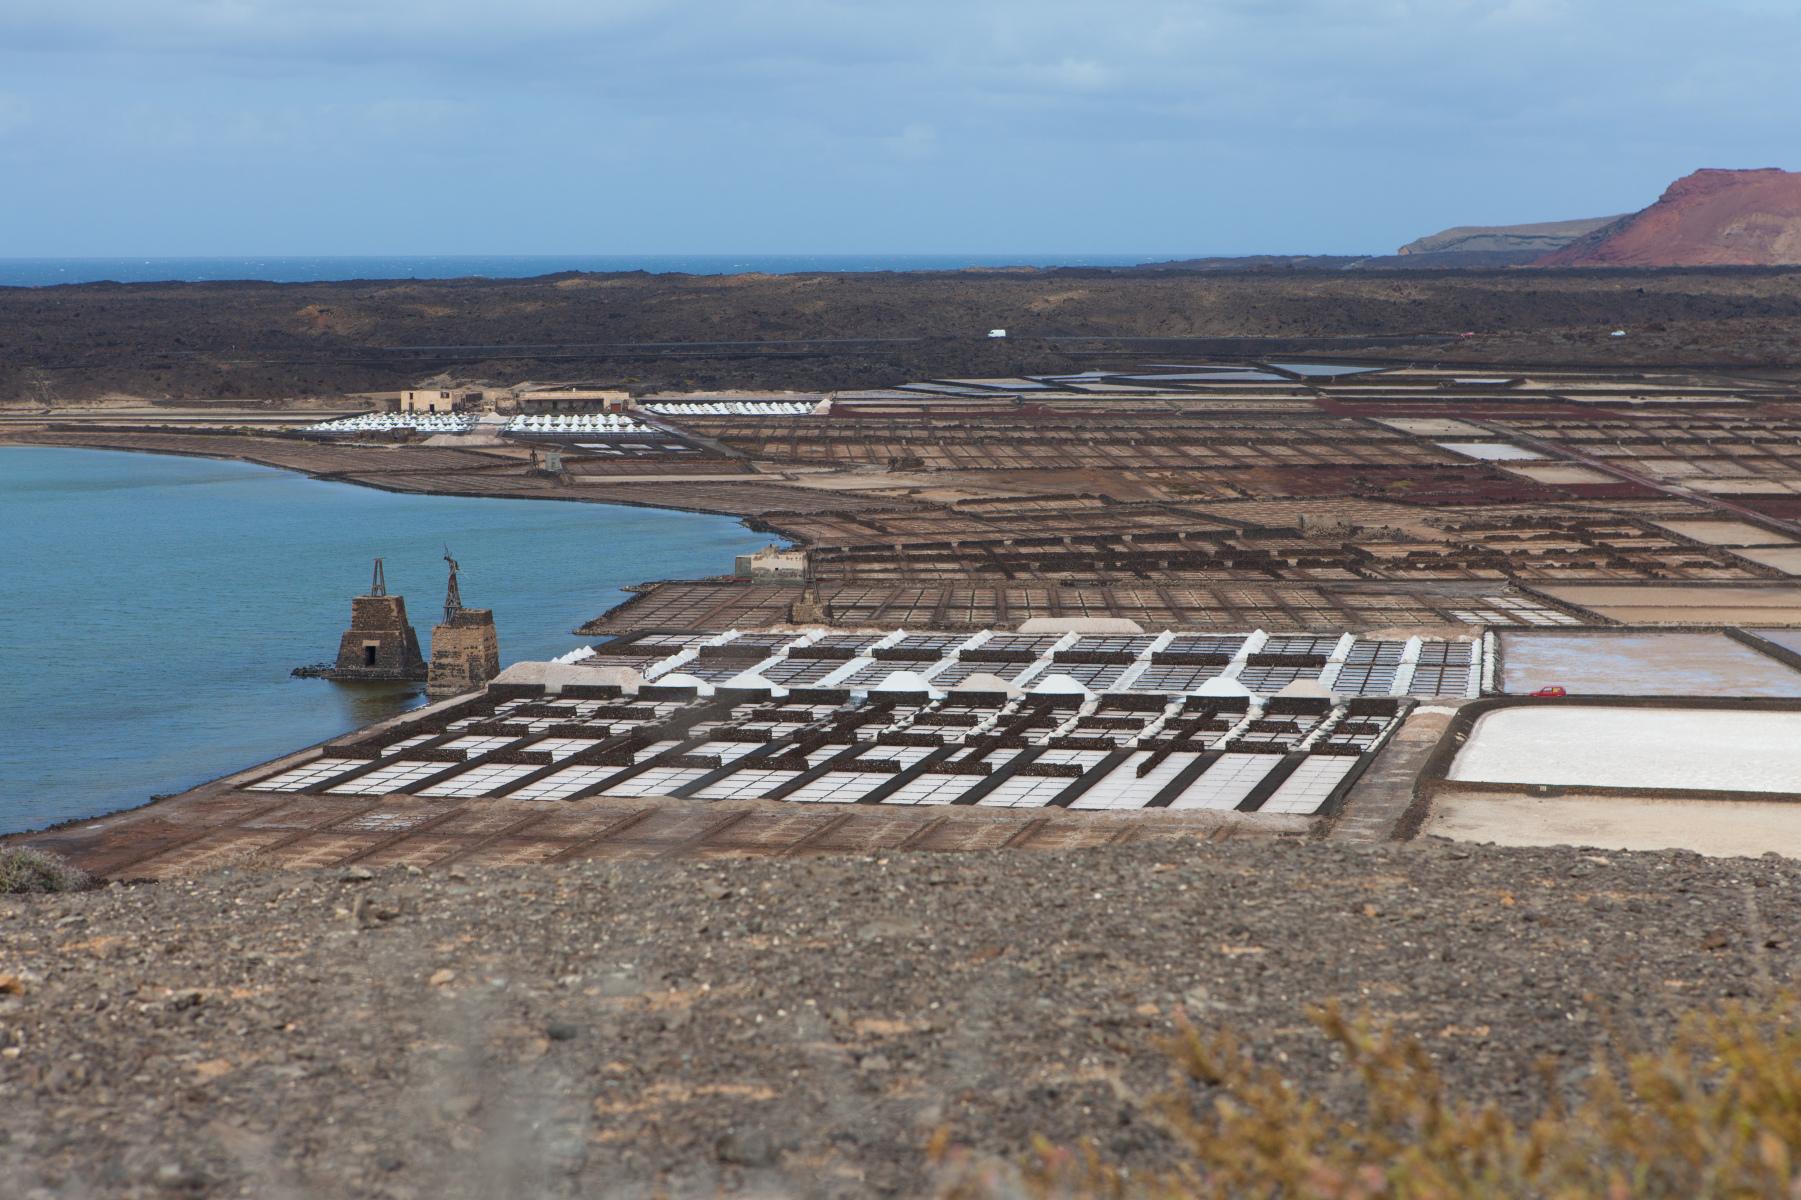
[400,388,481,414]
[735,545,809,583]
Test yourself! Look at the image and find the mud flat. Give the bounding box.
[1497,630,1801,696]
[1448,705,1801,792]
[1425,789,1801,856]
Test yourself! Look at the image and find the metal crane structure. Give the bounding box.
[442,548,463,623]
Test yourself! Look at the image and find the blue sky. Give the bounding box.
[2,0,1797,256]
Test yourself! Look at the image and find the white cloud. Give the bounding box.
[4,0,1801,254]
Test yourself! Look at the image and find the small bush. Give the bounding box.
[0,848,92,894]
[938,994,1801,1199]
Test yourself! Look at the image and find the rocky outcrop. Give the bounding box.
[1538,168,1801,267]
[1397,216,1621,257]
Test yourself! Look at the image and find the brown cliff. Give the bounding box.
[1538,168,1801,267]
[1397,215,1622,257]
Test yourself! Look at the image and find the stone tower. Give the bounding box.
[787,554,833,625]
[326,559,428,681]
[427,550,500,698]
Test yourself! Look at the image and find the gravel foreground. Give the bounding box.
[2,838,1796,1198]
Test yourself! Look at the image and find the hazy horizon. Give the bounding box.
[4,1,1798,258]
[0,252,1197,287]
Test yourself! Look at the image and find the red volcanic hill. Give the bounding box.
[1538,168,1801,267]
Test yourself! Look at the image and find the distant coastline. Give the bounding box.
[0,253,1171,288]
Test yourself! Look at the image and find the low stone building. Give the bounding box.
[734,545,809,583]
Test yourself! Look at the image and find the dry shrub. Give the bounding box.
[0,847,92,894]
[937,995,1801,1199]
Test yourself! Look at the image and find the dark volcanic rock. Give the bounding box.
[12,265,1801,404]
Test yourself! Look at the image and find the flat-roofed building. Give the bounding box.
[515,387,631,414]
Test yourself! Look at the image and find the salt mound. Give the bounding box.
[874,670,933,693]
[491,661,642,694]
[1031,673,1093,696]
[950,672,1022,697]
[723,670,781,693]
[654,672,714,695]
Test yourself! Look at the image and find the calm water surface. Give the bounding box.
[0,448,771,834]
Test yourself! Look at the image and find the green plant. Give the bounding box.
[0,848,93,894]
[937,995,1801,1199]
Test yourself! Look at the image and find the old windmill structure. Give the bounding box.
[322,559,428,682]
[427,549,500,698]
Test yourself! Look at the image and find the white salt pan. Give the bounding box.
[1435,442,1546,462]
[1451,706,1801,793]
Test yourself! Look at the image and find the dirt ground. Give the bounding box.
[2,839,1795,1198]
[1426,790,1801,856]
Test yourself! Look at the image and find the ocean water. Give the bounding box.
[0,253,1164,287]
[0,447,772,835]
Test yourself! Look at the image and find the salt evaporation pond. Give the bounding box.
[1435,442,1545,462]
[1450,706,1801,793]
[1498,631,1801,697]
[0,447,773,835]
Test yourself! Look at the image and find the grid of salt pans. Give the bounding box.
[248,651,1413,816]
[606,627,1481,701]
[305,413,475,435]
[504,413,654,435]
[644,401,816,417]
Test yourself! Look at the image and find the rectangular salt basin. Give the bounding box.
[1498,631,1801,697]
[1733,547,1801,575]
[1435,442,1546,462]
[1449,706,1801,793]
[1753,629,1801,657]
[1375,418,1489,437]
[1501,464,1616,485]
[1427,792,1801,857]
[1652,519,1796,547]
[1267,363,1382,377]
[1536,584,1801,626]
[1690,479,1801,495]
